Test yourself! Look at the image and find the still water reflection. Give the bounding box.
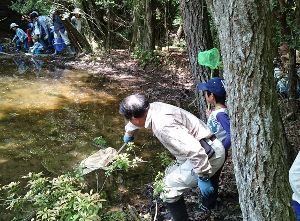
[0,57,161,188]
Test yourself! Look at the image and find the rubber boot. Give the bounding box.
[165,197,188,221]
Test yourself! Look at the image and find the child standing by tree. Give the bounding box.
[197,77,231,157]
[197,77,231,211]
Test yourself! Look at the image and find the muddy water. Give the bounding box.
[0,58,164,192]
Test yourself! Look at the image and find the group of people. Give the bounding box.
[119,77,299,220]
[10,8,83,55]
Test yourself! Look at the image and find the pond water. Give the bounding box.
[0,57,165,197]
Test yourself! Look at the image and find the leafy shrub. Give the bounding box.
[105,153,144,176]
[0,172,104,220]
[157,151,175,167]
[93,136,107,148]
[153,172,166,196]
[132,48,161,67]
[105,142,144,176]
[102,210,128,221]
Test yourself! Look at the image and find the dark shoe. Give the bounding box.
[165,197,188,221]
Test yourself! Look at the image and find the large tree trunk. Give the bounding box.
[180,0,214,120]
[205,0,295,220]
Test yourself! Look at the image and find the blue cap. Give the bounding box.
[197,77,226,97]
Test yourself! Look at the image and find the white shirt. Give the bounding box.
[290,152,300,203]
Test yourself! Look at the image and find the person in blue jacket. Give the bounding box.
[30,11,53,53]
[29,35,44,55]
[10,23,28,52]
[51,9,73,55]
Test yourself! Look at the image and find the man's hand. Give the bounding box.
[197,177,214,197]
[43,35,49,40]
[123,134,134,143]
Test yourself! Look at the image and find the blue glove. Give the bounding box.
[123,134,134,143]
[197,177,214,197]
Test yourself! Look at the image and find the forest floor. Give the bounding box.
[63,50,299,221]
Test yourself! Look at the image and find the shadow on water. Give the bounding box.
[0,57,166,208]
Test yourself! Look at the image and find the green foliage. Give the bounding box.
[132,48,161,67]
[157,151,175,167]
[102,210,128,221]
[272,0,300,49]
[172,16,182,26]
[153,172,166,196]
[0,172,104,220]
[93,136,107,148]
[95,0,117,9]
[10,0,52,15]
[105,153,144,176]
[105,142,144,176]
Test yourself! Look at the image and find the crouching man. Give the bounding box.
[119,94,225,221]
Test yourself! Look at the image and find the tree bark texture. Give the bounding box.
[205,0,295,220]
[130,0,141,50]
[180,0,214,120]
[144,0,155,50]
[288,48,297,100]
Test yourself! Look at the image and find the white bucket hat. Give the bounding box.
[72,8,82,15]
[10,23,19,29]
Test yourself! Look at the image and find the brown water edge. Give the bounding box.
[0,58,167,216]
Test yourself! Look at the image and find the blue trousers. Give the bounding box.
[292,200,300,221]
[16,38,28,51]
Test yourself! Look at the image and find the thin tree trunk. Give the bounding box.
[106,9,111,52]
[206,0,295,220]
[130,0,140,51]
[180,0,214,120]
[288,48,297,115]
[164,0,169,50]
[277,0,298,116]
[144,0,155,50]
[296,0,300,30]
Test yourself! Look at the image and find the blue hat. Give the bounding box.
[197,77,226,97]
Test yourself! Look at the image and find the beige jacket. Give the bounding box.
[125,102,216,176]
